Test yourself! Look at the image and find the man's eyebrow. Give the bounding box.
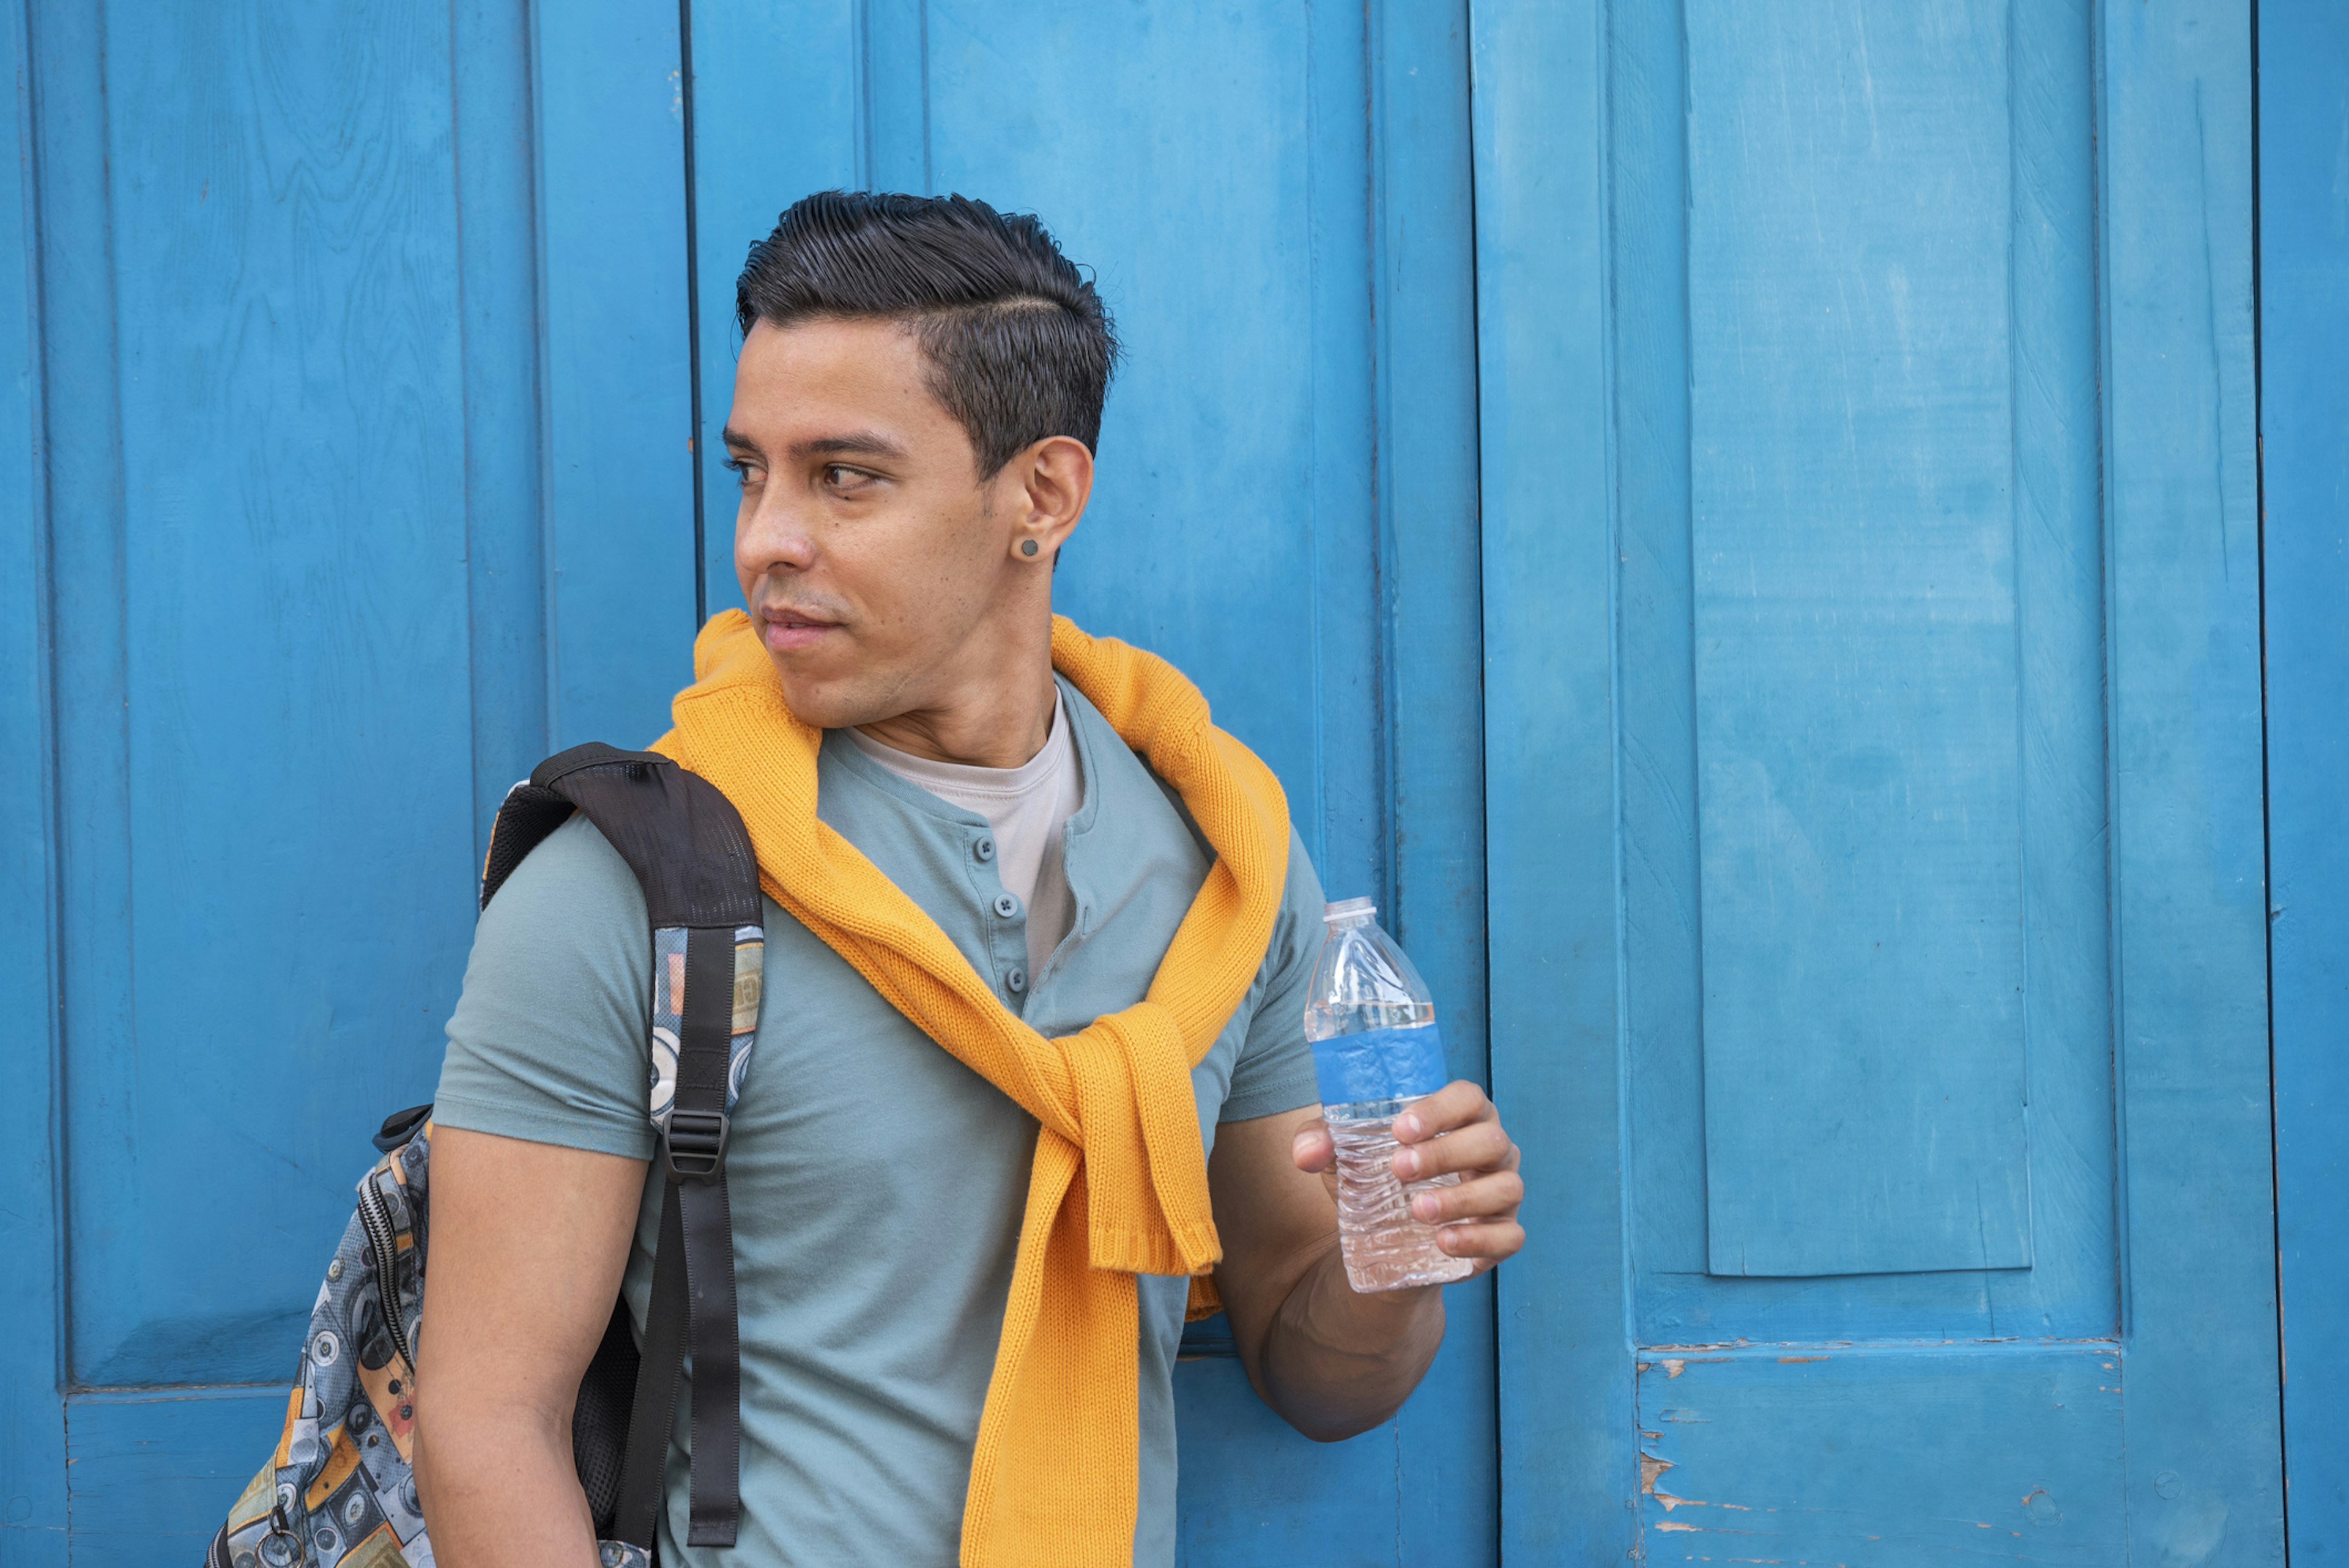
[791,431,910,460]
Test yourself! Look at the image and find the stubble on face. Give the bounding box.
[724,317,1029,734]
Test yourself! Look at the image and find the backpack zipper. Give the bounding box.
[355,1172,416,1374]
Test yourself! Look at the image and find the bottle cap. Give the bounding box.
[1323,896,1377,924]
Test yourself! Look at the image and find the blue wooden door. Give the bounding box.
[674,2,1496,1560]
[0,0,699,1558]
[0,0,1501,1561]
[1476,0,2282,1562]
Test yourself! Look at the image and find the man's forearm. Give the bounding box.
[415,1407,602,1568]
[1255,1241,1445,1442]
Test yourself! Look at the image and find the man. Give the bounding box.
[413,191,1525,1567]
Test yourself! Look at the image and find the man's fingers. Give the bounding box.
[1408,1169,1524,1226]
[1291,1119,1334,1173]
[1391,1118,1516,1181]
[1392,1080,1492,1142]
[1433,1219,1525,1270]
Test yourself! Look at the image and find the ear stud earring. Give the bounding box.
[1020,539,1041,557]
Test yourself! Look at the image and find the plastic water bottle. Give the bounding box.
[1304,898,1474,1292]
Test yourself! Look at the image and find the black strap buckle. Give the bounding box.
[662,1108,730,1182]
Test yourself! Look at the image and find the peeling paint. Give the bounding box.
[1639,1452,1675,1495]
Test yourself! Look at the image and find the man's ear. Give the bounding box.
[1006,435,1093,566]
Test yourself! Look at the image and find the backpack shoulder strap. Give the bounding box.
[484,741,756,1549]
[483,741,760,926]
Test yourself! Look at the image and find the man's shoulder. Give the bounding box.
[485,810,649,934]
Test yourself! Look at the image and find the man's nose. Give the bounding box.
[737,491,818,577]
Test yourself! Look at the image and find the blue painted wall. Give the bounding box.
[2262,1,2349,1559]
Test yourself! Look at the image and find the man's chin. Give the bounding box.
[766,660,894,731]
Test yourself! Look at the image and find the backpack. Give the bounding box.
[208,743,765,1568]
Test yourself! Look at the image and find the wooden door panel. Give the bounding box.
[7,0,698,1555]
[683,4,1492,1562]
[1685,0,2031,1279]
[1481,0,2279,1559]
[1636,1345,2128,1561]
[1631,0,2110,1335]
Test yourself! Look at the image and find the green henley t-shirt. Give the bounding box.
[432,676,1326,1567]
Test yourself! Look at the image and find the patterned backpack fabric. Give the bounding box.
[208,744,765,1568]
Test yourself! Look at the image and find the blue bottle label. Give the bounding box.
[1308,1023,1450,1106]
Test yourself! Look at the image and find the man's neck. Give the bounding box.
[851,621,1059,768]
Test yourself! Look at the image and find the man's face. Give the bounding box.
[722,316,1031,728]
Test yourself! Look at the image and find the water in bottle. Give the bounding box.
[1304,897,1474,1292]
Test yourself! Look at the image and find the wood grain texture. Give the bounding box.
[1635,1344,2126,1565]
[52,0,476,1391]
[1368,3,1494,1556]
[2260,2,2349,1558]
[1686,0,2030,1279]
[534,0,697,749]
[0,0,67,1555]
[14,0,659,1547]
[456,0,551,859]
[2098,0,2284,1558]
[1622,0,2115,1347]
[1471,0,1634,1561]
[684,0,856,615]
[60,1389,286,1567]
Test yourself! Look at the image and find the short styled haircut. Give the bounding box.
[735,191,1120,476]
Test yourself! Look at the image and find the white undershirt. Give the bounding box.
[844,687,1085,983]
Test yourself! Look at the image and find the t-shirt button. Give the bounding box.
[993,892,1020,919]
[1007,967,1028,993]
[975,837,996,862]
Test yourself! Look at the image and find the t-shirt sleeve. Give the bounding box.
[432,813,658,1160]
[1220,826,1327,1123]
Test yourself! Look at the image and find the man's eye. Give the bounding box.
[721,456,759,488]
[823,464,872,490]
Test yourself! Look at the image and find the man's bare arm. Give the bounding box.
[1208,1085,1525,1442]
[414,1126,647,1566]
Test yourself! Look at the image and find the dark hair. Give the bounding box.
[735,191,1120,476]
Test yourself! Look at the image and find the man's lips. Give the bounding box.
[759,609,842,653]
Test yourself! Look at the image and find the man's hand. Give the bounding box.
[1288,1079,1526,1273]
[1207,1081,1524,1443]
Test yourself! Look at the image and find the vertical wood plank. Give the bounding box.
[2259,0,2349,1555]
[1470,0,1634,1560]
[533,0,697,749]
[0,0,66,1551]
[1684,0,2031,1280]
[859,0,930,196]
[456,0,550,855]
[1373,1,1494,1558]
[1621,0,2115,1349]
[55,0,477,1388]
[684,0,857,615]
[2099,0,2283,1558]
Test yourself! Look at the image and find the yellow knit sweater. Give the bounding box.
[651,610,1291,1566]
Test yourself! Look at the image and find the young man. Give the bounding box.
[413,191,1525,1567]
